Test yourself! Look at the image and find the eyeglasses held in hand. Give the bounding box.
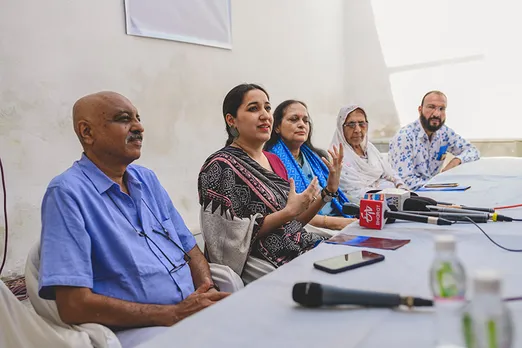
[343,121,368,129]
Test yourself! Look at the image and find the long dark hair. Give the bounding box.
[222,83,269,146]
[264,100,327,158]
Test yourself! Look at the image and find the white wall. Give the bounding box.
[364,0,522,140]
[3,0,520,276]
[0,0,346,275]
[342,0,399,139]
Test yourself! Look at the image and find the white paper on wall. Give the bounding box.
[124,0,232,49]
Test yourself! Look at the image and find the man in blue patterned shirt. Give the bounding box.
[388,91,480,190]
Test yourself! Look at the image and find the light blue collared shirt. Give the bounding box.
[39,154,196,305]
[388,119,480,190]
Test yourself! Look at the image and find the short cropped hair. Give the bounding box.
[420,90,447,106]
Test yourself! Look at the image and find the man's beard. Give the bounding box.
[419,113,445,132]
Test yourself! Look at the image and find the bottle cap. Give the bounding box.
[435,234,456,252]
[473,269,501,293]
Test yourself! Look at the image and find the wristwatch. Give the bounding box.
[209,282,220,291]
[321,187,338,203]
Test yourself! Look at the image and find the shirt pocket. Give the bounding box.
[436,145,449,161]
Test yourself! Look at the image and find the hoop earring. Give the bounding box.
[229,126,239,138]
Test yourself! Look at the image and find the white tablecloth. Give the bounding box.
[137,158,522,348]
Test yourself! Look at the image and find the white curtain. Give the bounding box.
[124,0,232,49]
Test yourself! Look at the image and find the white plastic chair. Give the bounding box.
[241,256,276,285]
[209,255,275,288]
[25,241,122,348]
[209,263,244,292]
[0,278,83,348]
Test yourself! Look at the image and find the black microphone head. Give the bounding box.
[292,282,323,307]
[413,196,438,205]
[413,297,434,307]
[385,204,398,224]
[417,196,437,203]
[342,203,361,217]
[403,197,437,211]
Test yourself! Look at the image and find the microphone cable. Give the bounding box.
[465,216,522,252]
[494,203,522,210]
[0,156,8,275]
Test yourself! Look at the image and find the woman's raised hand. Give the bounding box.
[322,143,344,193]
[285,177,320,218]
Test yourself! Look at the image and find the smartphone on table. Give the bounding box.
[313,250,385,274]
[424,183,459,188]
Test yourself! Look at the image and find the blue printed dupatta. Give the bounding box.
[269,139,350,217]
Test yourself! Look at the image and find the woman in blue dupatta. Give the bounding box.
[265,100,356,230]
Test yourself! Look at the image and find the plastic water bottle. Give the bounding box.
[430,234,467,347]
[462,270,513,348]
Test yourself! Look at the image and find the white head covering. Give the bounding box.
[330,105,403,201]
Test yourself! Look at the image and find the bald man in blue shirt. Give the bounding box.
[38,91,229,334]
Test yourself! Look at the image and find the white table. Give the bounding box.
[419,157,522,210]
[138,158,522,348]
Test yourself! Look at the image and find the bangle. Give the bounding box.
[323,215,328,228]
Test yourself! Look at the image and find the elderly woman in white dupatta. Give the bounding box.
[331,105,405,203]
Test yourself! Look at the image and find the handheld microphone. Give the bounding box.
[405,196,495,213]
[426,206,514,222]
[439,203,494,213]
[292,282,433,308]
[403,196,436,211]
[343,200,453,229]
[402,211,489,223]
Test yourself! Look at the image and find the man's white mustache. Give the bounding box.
[125,134,143,144]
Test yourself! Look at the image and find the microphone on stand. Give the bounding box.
[438,203,494,213]
[343,200,453,230]
[292,282,433,308]
[402,211,489,223]
[426,206,514,222]
[404,196,495,213]
[403,197,436,211]
[404,198,514,222]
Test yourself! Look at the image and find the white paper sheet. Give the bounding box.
[124,0,232,49]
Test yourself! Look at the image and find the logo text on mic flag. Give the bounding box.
[359,199,386,229]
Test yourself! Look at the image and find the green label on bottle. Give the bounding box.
[437,262,459,298]
[463,313,474,348]
[463,316,499,348]
[487,320,497,348]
